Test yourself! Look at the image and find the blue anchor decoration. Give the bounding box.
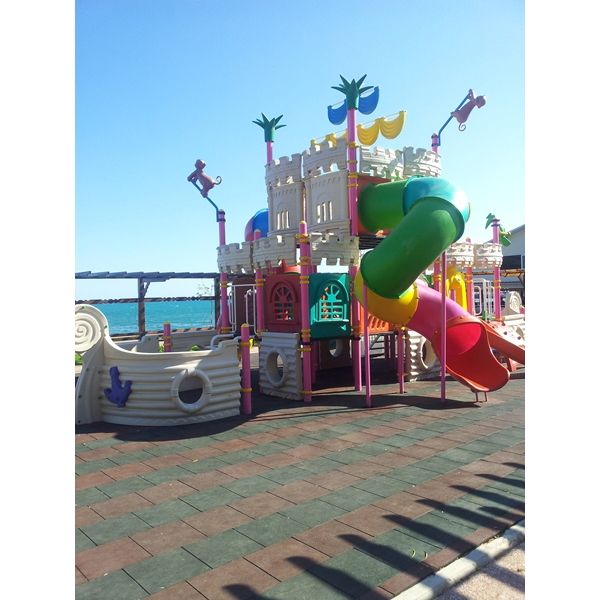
[104,366,132,407]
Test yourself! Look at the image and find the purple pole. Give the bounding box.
[240,324,252,415]
[362,283,372,407]
[266,141,273,164]
[397,328,405,394]
[254,230,265,336]
[217,209,231,333]
[440,252,447,403]
[491,219,502,320]
[163,322,172,352]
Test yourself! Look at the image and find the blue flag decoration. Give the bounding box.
[327,100,348,125]
[358,87,379,115]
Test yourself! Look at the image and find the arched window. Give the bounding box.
[318,282,345,320]
[271,284,295,321]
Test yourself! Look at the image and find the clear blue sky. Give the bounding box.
[75,0,524,299]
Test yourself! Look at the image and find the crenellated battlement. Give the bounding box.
[309,232,360,267]
[359,146,404,179]
[445,241,475,268]
[473,242,503,269]
[403,146,442,178]
[265,153,302,187]
[302,138,347,178]
[217,242,253,274]
[252,233,298,270]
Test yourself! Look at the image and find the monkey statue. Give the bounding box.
[186,159,222,197]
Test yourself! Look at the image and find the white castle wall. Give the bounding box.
[403,146,442,178]
[359,146,404,179]
[302,139,347,177]
[474,242,503,269]
[446,241,475,268]
[268,181,304,236]
[265,153,302,187]
[309,232,360,267]
[259,332,303,400]
[217,242,253,274]
[252,233,298,270]
[304,170,349,235]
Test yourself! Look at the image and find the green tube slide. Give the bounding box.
[358,177,470,298]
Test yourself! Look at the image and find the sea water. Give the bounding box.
[87,300,215,334]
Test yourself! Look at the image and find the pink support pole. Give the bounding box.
[163,322,172,352]
[217,209,231,333]
[465,237,474,314]
[298,221,312,403]
[266,140,273,165]
[491,219,502,320]
[440,252,447,403]
[397,328,405,394]
[362,283,372,408]
[347,108,363,392]
[254,230,265,336]
[351,266,363,391]
[431,133,440,154]
[240,324,252,415]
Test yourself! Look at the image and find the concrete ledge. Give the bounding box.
[392,520,525,600]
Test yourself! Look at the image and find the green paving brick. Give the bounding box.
[215,449,262,465]
[324,449,373,465]
[461,487,525,511]
[185,529,263,568]
[352,474,412,497]
[436,448,487,464]
[81,513,152,545]
[417,512,479,538]
[297,457,342,474]
[274,435,317,448]
[76,568,148,600]
[261,465,311,484]
[444,497,507,529]
[77,437,123,451]
[280,499,347,528]
[108,451,156,466]
[260,570,351,600]
[302,429,339,442]
[179,456,229,473]
[413,456,463,475]
[97,477,151,499]
[320,487,383,511]
[360,528,441,568]
[221,475,280,497]
[386,464,438,485]
[423,422,459,433]
[75,529,96,552]
[352,441,396,456]
[124,548,208,594]
[76,458,120,476]
[310,548,397,596]
[76,487,111,507]
[400,427,437,441]
[235,513,306,546]
[459,440,507,455]
[134,499,199,527]
[139,465,191,484]
[379,434,415,449]
[211,430,244,441]
[177,436,216,449]
[143,443,188,457]
[181,486,243,511]
[249,442,292,456]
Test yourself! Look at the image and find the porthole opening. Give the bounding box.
[266,352,285,385]
[177,374,205,405]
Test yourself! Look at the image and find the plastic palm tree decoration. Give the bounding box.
[485,213,512,246]
[253,113,285,163]
[332,75,373,110]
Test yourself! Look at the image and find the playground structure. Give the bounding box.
[75,75,525,425]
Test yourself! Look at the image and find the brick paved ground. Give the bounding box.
[75,370,524,600]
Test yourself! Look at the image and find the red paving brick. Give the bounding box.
[271,480,328,503]
[76,506,104,528]
[101,462,155,480]
[216,460,269,479]
[228,491,295,519]
[183,505,253,535]
[250,453,300,468]
[179,470,236,491]
[75,566,87,585]
[91,492,154,519]
[138,480,197,503]
[75,471,115,490]
[373,490,432,519]
[335,505,398,536]
[76,537,151,580]
[381,561,434,595]
[177,446,224,461]
[143,454,187,469]
[188,557,278,600]
[294,519,373,557]
[132,520,206,555]
[245,538,329,581]
[77,446,122,461]
[306,469,363,490]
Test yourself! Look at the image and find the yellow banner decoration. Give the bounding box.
[357,121,381,146]
[379,111,406,139]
